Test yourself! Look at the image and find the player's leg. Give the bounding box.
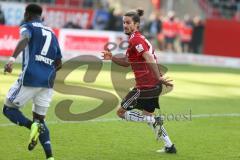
[29,110,53,158]
[2,81,34,129]
[140,84,177,153]
[140,99,162,135]
[117,107,156,123]
[30,88,54,159]
[3,100,32,129]
[142,109,160,130]
[156,125,177,153]
[141,101,176,153]
[28,111,46,151]
[117,88,156,123]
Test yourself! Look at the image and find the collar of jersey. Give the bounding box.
[22,19,43,25]
[129,31,140,39]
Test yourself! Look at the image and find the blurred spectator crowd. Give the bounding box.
[0,0,206,53]
[200,0,240,20]
[143,11,204,54]
[61,4,205,53]
[3,0,240,53]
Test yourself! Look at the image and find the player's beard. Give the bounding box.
[124,32,131,35]
[124,28,134,36]
[124,29,131,35]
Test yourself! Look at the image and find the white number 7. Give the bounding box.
[41,29,52,56]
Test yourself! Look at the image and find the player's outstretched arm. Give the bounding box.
[143,51,173,87]
[101,50,130,67]
[12,37,29,58]
[143,51,161,77]
[112,54,130,67]
[4,37,29,74]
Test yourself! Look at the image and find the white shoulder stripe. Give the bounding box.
[20,27,27,34]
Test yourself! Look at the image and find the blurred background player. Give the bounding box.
[2,4,62,160]
[102,8,177,153]
[147,12,164,50]
[190,16,205,54]
[162,11,178,52]
[179,14,193,53]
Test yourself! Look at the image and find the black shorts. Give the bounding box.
[121,83,162,113]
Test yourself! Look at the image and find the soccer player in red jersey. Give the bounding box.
[102,9,177,153]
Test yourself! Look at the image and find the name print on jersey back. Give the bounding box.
[21,20,62,88]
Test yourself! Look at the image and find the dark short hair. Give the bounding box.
[25,4,42,16]
[124,9,144,23]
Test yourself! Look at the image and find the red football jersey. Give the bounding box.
[126,31,159,89]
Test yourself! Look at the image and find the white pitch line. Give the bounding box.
[0,113,240,127]
[191,113,240,118]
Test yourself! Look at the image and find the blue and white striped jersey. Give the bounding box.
[19,19,62,88]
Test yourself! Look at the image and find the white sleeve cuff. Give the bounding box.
[9,57,16,62]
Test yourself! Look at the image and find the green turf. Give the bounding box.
[0,61,240,160]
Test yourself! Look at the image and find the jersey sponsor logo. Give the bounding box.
[35,55,54,65]
[130,34,135,40]
[135,44,144,53]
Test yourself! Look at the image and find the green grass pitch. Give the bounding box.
[0,61,240,160]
